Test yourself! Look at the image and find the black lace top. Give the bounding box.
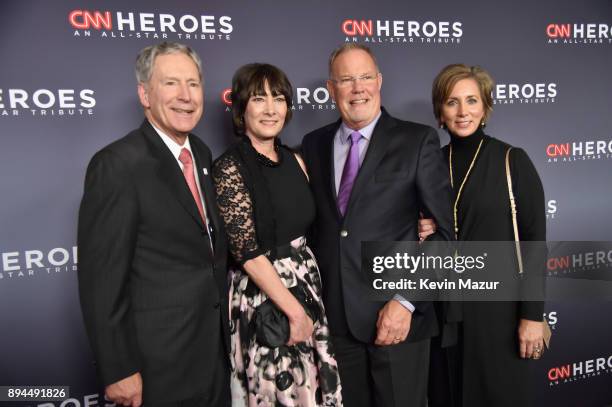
[213,138,315,264]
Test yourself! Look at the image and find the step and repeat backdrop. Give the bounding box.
[1,0,611,405]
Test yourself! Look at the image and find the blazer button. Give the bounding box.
[213,302,220,309]
[340,230,348,237]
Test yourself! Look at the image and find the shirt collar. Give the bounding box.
[339,110,382,144]
[150,121,193,161]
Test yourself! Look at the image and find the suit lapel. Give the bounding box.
[343,110,395,219]
[190,140,221,240]
[320,121,342,222]
[141,121,205,229]
[191,137,228,290]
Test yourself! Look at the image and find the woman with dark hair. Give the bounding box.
[425,64,547,406]
[212,63,342,406]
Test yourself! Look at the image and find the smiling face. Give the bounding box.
[243,81,287,142]
[327,49,382,130]
[138,52,203,144]
[441,78,485,137]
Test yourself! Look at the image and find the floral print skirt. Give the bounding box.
[229,237,342,407]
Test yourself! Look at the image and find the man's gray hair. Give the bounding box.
[328,43,379,77]
[135,41,203,84]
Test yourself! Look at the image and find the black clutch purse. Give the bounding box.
[253,283,320,348]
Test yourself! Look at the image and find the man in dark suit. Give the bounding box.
[77,42,229,407]
[301,44,453,407]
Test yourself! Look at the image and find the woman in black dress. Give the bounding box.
[426,64,547,406]
[212,63,342,406]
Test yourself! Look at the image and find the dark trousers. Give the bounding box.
[146,396,212,407]
[428,334,463,407]
[333,334,430,407]
[145,343,230,407]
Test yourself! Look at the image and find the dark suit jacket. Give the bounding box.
[301,108,453,343]
[77,120,229,403]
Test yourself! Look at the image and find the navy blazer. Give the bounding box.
[302,108,453,343]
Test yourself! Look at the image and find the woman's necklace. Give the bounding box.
[244,136,281,167]
[449,138,484,239]
[254,146,281,167]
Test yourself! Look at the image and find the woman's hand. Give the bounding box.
[418,213,437,241]
[242,256,315,346]
[287,306,314,345]
[518,318,545,359]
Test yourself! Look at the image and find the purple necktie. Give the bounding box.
[337,131,362,216]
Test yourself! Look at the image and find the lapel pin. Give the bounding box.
[202,168,209,176]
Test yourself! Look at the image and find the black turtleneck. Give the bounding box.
[438,127,547,407]
[442,127,546,317]
[448,127,486,193]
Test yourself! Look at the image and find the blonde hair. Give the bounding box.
[431,64,494,125]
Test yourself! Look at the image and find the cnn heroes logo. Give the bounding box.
[546,139,612,163]
[69,10,233,41]
[492,83,557,105]
[0,247,78,280]
[548,354,612,386]
[342,19,462,45]
[547,23,612,45]
[221,86,336,112]
[547,248,612,276]
[0,88,95,118]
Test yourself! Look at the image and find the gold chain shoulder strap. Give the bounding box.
[506,147,552,347]
[505,147,524,274]
[450,139,484,239]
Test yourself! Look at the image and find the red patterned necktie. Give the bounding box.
[178,148,207,223]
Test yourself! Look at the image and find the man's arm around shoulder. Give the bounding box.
[416,127,453,242]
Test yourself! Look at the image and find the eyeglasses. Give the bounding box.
[330,73,379,88]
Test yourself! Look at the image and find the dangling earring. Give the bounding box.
[439,123,445,129]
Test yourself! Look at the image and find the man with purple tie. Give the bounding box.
[301,43,453,407]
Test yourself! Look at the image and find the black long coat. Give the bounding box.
[443,134,546,406]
